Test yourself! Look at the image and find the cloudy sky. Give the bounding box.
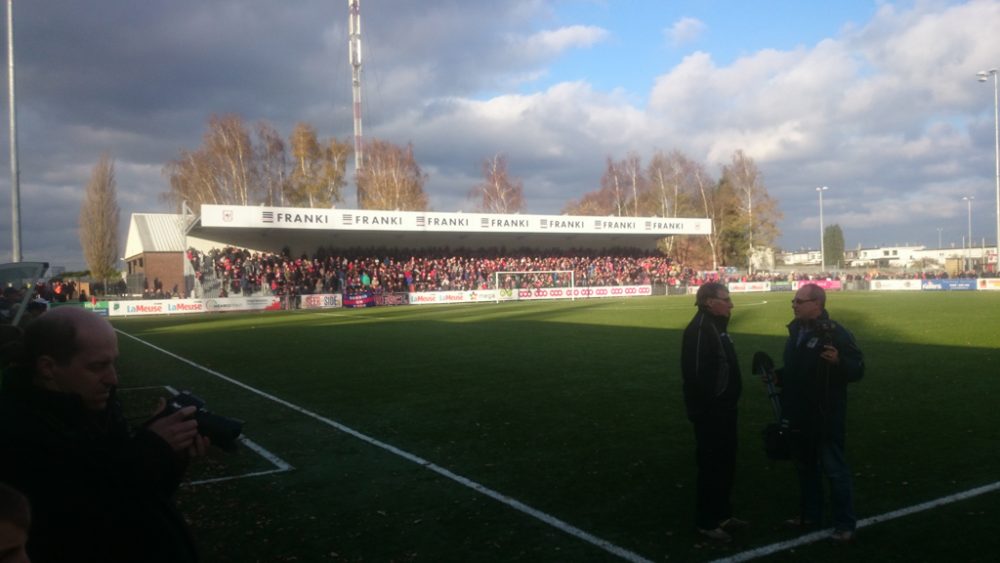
[1,0,998,269]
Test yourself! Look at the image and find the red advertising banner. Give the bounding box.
[796,280,843,291]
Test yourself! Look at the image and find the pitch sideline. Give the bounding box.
[115,329,655,563]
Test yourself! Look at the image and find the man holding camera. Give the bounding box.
[774,283,864,543]
[681,282,745,542]
[0,307,206,562]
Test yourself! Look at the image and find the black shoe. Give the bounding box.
[829,530,855,544]
[783,516,815,529]
[720,517,749,531]
[697,527,732,543]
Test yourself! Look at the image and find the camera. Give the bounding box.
[161,391,244,452]
[814,319,837,346]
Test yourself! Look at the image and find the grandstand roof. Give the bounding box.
[184,204,711,254]
[123,213,190,258]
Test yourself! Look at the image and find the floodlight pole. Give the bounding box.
[816,186,828,272]
[964,196,974,271]
[7,0,21,262]
[976,69,999,272]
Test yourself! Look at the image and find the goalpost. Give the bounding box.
[493,270,575,302]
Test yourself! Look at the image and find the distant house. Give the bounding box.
[122,213,191,296]
[779,249,822,266]
[778,244,996,272]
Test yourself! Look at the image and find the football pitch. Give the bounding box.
[111,291,1000,562]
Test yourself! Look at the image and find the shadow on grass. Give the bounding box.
[112,297,999,562]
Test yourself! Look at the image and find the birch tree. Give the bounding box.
[256,122,288,206]
[720,150,781,270]
[646,150,702,254]
[164,114,261,208]
[562,189,615,215]
[472,154,525,213]
[356,140,428,210]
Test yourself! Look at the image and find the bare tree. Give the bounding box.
[356,140,428,210]
[164,114,265,209]
[622,152,645,217]
[558,147,783,269]
[562,190,611,215]
[79,153,120,290]
[646,150,688,218]
[645,150,703,254]
[721,150,782,270]
[472,154,525,213]
[600,157,630,216]
[256,122,288,206]
[322,136,352,207]
[566,155,640,216]
[693,163,727,270]
[204,114,257,205]
[288,122,324,207]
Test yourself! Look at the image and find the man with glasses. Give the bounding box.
[774,283,864,543]
[681,282,745,542]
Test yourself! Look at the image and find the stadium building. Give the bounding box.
[124,204,711,298]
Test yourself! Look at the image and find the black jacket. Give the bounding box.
[0,371,199,563]
[681,308,742,420]
[779,311,864,441]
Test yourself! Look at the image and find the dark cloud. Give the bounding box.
[0,1,998,269]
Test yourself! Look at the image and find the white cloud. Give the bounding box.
[518,25,610,55]
[665,17,706,47]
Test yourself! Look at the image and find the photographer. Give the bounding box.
[772,283,864,543]
[0,307,206,563]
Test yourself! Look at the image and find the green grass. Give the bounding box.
[111,292,1000,562]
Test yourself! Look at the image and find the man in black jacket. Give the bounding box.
[680,282,744,542]
[775,283,864,543]
[0,307,207,563]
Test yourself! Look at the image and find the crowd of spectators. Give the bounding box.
[188,246,686,298]
[186,245,1000,299]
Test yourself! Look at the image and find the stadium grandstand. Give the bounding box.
[121,204,711,307]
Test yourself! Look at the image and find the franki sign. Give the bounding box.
[201,204,710,236]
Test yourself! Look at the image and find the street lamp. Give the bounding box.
[977,68,999,271]
[937,227,943,249]
[816,186,829,271]
[964,195,975,271]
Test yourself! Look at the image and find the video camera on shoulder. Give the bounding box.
[162,391,244,452]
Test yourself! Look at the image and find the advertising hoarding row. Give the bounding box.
[99,276,1000,318]
[108,297,282,317]
[406,285,652,305]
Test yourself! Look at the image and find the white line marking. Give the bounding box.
[189,467,291,486]
[236,436,294,472]
[186,435,295,486]
[116,329,653,563]
[162,384,295,477]
[124,384,296,486]
[712,480,1000,562]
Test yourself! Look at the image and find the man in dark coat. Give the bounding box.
[0,307,207,562]
[776,283,864,543]
[681,282,745,542]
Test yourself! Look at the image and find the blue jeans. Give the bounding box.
[795,435,855,532]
